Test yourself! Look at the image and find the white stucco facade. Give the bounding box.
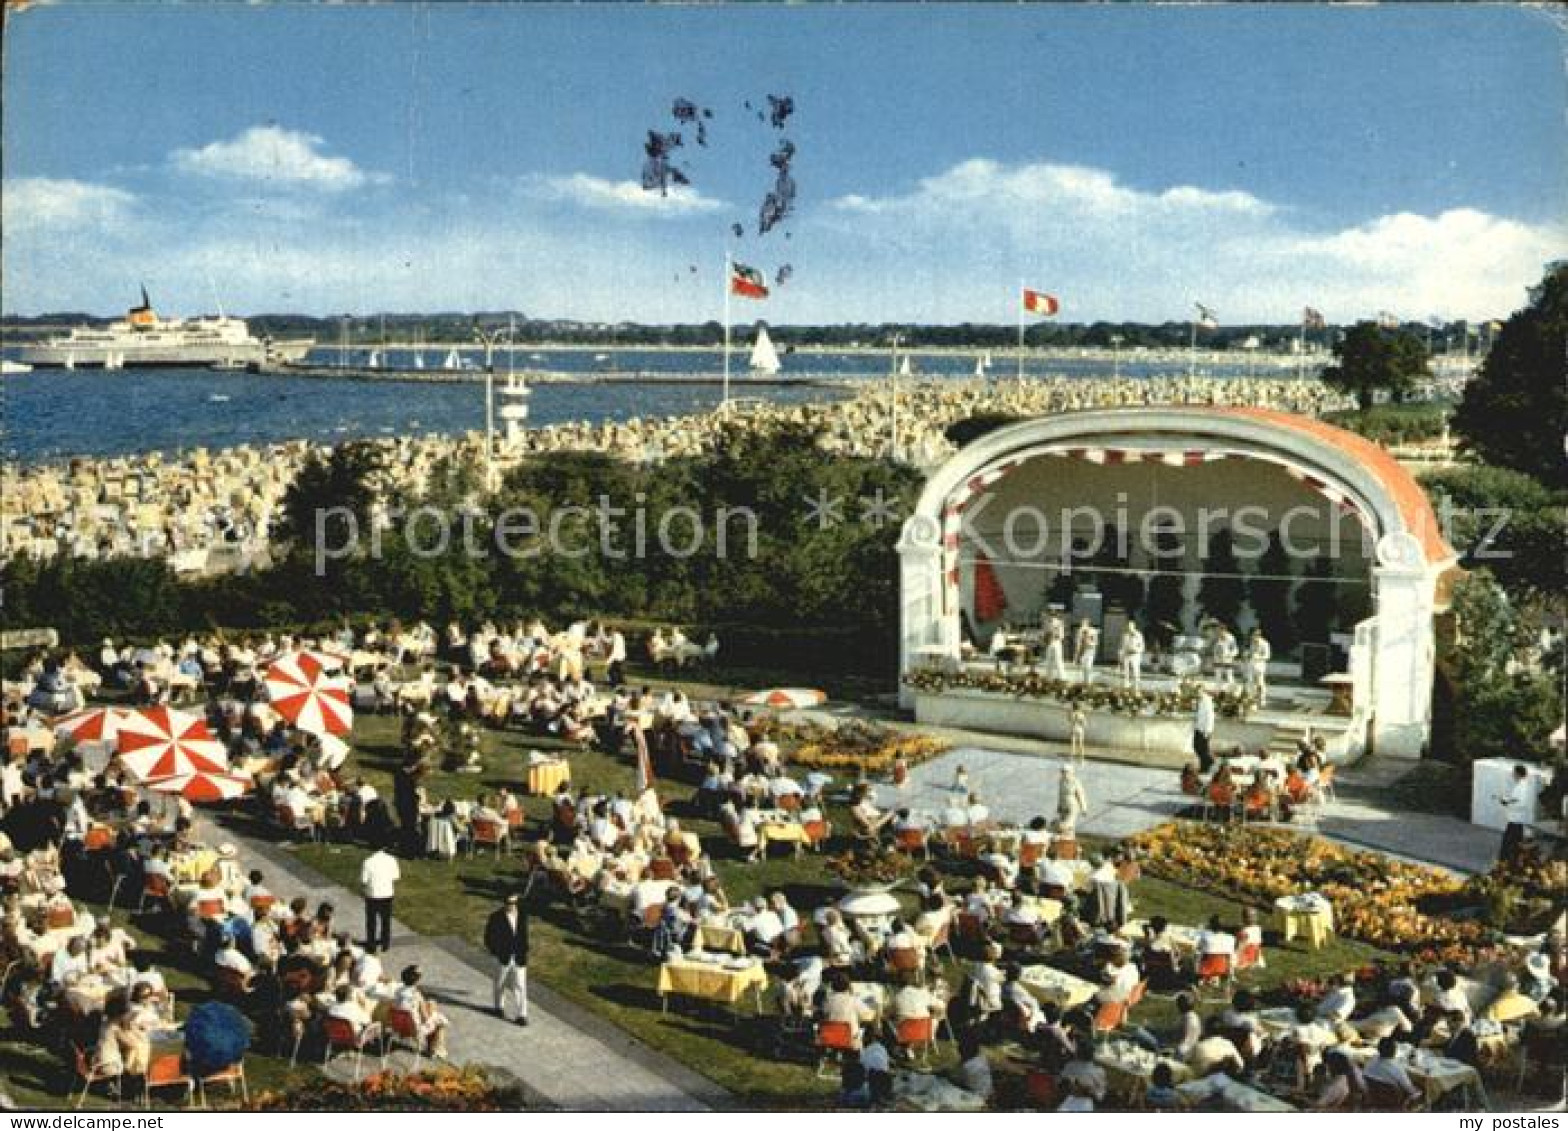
[896,407,1457,758]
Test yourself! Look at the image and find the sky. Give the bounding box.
[2,3,1564,325]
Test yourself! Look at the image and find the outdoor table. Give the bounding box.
[1018,964,1098,1010]
[1274,893,1334,949]
[696,921,747,956]
[1119,919,1201,955]
[849,981,891,1022]
[1095,1038,1192,1100]
[1405,1051,1484,1108]
[1177,1072,1296,1112]
[1484,990,1539,1024]
[169,849,219,886]
[656,955,768,1013]
[526,758,571,796]
[426,817,460,859]
[1015,896,1065,926]
[756,820,811,857]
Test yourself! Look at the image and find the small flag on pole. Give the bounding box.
[1302,306,1326,330]
[1194,303,1218,329]
[729,262,770,300]
[1022,288,1061,317]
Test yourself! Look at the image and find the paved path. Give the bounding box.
[873,744,1501,874]
[196,815,723,1111]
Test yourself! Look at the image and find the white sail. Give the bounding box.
[412,352,424,369]
[443,348,461,370]
[974,354,988,377]
[898,354,913,378]
[749,325,782,374]
[366,349,382,368]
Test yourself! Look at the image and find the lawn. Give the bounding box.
[275,691,1389,1106]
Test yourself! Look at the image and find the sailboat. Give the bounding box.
[442,348,462,370]
[898,354,914,378]
[749,325,782,375]
[412,351,425,370]
[973,354,989,378]
[366,348,383,369]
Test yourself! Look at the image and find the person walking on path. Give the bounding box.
[1193,686,1216,774]
[484,891,531,1025]
[1496,763,1532,862]
[360,839,401,952]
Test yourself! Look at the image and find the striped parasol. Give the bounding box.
[116,706,229,782]
[264,651,353,737]
[145,768,253,804]
[52,706,136,745]
[739,688,828,710]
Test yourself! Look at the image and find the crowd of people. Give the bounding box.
[2,371,1360,570]
[4,608,1564,1111]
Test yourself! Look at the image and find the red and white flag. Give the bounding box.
[730,262,770,300]
[1022,288,1060,317]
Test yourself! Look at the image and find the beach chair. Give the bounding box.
[196,1060,248,1108]
[138,873,174,916]
[467,818,508,859]
[72,1044,120,1109]
[814,1020,860,1077]
[895,826,930,860]
[384,1006,429,1073]
[894,1015,936,1066]
[143,1051,195,1108]
[1196,952,1233,1000]
[320,1016,384,1084]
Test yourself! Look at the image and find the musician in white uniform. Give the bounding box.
[1245,630,1271,705]
[1210,626,1239,689]
[1073,620,1099,685]
[1041,613,1067,681]
[1118,622,1145,692]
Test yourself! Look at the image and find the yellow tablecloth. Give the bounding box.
[526,760,571,796]
[1019,964,1098,1009]
[169,849,219,886]
[697,923,747,955]
[657,958,768,1009]
[1274,895,1334,949]
[1017,896,1065,926]
[1485,991,1539,1024]
[757,822,811,856]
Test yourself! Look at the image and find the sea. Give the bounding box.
[1,346,1296,464]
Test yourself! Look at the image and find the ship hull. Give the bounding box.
[17,339,311,368]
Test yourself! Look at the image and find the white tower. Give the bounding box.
[498,375,530,450]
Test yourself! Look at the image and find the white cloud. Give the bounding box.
[171,126,384,191]
[528,173,725,216]
[2,177,136,229]
[823,158,1563,321]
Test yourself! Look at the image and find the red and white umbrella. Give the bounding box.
[264,652,353,737]
[739,688,828,710]
[52,706,136,745]
[116,706,229,782]
[144,769,253,804]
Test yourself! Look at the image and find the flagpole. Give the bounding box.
[722,249,732,412]
[1188,314,1197,380]
[1016,279,1025,383]
[1297,313,1306,382]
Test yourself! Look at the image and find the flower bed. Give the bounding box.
[250,1067,526,1112]
[785,719,949,777]
[1127,823,1495,959]
[1462,848,1568,935]
[903,669,1255,718]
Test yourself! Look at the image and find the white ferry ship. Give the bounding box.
[16,288,311,369]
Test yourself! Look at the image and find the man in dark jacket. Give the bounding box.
[483,892,530,1025]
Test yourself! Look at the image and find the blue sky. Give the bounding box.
[3,3,1563,323]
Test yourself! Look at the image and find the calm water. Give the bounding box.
[2,348,1283,463]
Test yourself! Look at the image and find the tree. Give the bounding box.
[1451,261,1568,487]
[1292,556,1337,646]
[274,441,388,558]
[1320,322,1431,410]
[1246,531,1298,656]
[1197,527,1245,629]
